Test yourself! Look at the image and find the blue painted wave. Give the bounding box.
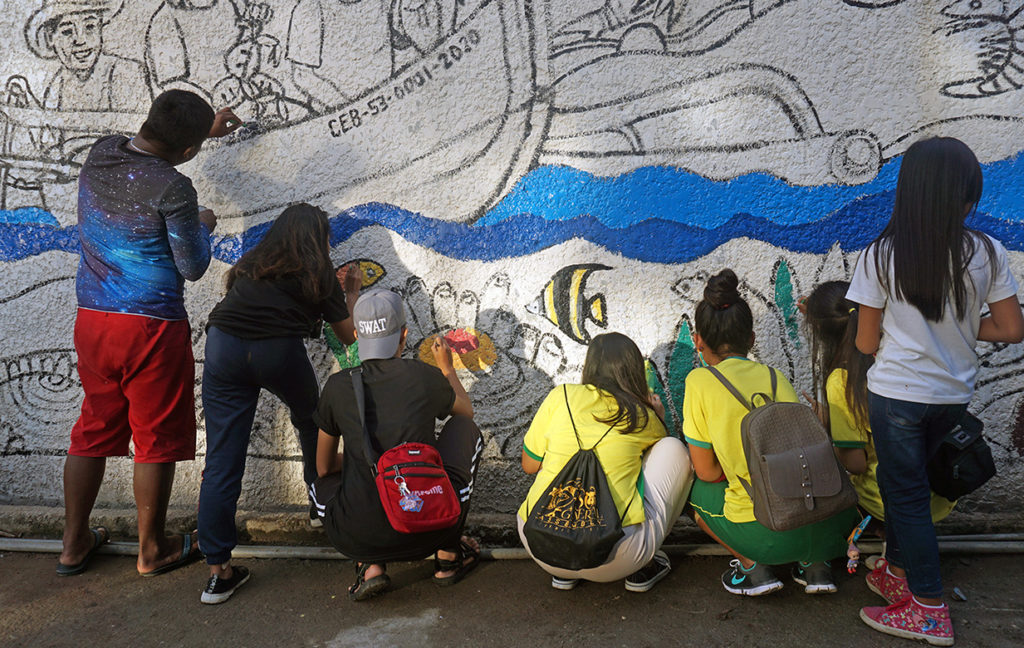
[3,156,1024,264]
[482,154,1024,228]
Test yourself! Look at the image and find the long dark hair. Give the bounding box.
[694,269,753,356]
[227,203,335,302]
[870,137,995,322]
[804,281,873,431]
[580,332,652,434]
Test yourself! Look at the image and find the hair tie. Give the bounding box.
[848,307,856,314]
[717,303,731,310]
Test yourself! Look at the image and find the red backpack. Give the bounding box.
[351,369,461,534]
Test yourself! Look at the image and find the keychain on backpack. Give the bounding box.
[846,515,872,573]
[396,476,423,512]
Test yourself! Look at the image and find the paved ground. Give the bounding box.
[1,550,1021,648]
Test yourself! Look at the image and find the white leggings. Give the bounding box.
[517,436,694,582]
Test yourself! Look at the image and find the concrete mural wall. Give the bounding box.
[2,0,1023,523]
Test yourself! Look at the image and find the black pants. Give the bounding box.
[312,415,483,560]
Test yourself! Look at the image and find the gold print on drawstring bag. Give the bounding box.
[536,477,605,531]
[523,386,633,570]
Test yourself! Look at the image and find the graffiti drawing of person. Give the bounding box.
[145,0,244,102]
[286,0,393,112]
[23,0,150,112]
[2,0,149,211]
[212,3,305,125]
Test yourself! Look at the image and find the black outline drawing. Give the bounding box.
[542,59,883,186]
[396,271,561,455]
[937,0,1024,98]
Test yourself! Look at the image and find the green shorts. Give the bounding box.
[690,479,859,565]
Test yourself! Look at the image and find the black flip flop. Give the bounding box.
[432,539,480,586]
[56,526,109,576]
[139,532,202,577]
[349,562,389,602]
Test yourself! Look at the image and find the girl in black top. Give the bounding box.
[197,203,360,604]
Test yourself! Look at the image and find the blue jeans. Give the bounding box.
[198,327,321,565]
[868,391,966,599]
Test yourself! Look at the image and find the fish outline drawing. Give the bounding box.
[938,0,1024,98]
[527,263,610,345]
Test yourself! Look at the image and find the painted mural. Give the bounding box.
[1,0,1023,516]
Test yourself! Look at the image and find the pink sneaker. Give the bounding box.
[866,564,909,604]
[860,597,954,646]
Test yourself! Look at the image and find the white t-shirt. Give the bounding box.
[847,233,1019,404]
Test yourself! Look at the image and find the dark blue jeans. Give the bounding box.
[868,391,966,599]
[198,327,321,565]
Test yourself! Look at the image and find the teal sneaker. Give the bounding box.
[792,561,837,594]
[721,559,783,596]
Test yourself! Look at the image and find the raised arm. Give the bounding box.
[162,178,211,281]
[328,263,362,345]
[432,336,473,418]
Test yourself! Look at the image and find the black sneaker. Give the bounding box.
[792,561,837,594]
[625,550,671,592]
[201,565,251,604]
[721,559,783,596]
[309,503,324,529]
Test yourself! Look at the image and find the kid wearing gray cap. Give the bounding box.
[312,288,484,601]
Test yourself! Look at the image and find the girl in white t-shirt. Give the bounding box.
[847,137,1023,646]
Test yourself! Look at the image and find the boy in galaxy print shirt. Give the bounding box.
[58,90,240,578]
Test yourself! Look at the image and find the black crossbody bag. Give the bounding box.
[927,412,996,501]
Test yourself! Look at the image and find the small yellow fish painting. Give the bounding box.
[340,259,387,288]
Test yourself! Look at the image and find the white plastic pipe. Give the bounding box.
[2,537,1022,560]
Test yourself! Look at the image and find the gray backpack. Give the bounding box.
[707,366,858,531]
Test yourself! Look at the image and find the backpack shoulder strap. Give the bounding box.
[351,368,379,475]
[769,367,778,402]
[706,365,751,411]
[563,385,584,450]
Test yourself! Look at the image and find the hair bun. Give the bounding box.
[704,269,740,309]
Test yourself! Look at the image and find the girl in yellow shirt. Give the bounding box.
[802,281,957,602]
[518,332,694,592]
[686,270,858,597]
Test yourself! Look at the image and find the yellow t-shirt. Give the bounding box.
[518,384,665,527]
[683,358,798,523]
[827,369,956,523]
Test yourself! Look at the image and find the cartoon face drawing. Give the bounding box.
[48,12,103,72]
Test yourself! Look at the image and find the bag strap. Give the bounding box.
[564,384,617,451]
[559,385,638,524]
[351,368,380,475]
[706,365,778,410]
[706,365,751,411]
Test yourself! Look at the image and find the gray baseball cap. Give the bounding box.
[353,288,406,360]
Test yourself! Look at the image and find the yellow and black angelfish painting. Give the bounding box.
[527,264,610,344]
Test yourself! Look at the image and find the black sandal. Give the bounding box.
[349,562,389,602]
[432,538,480,587]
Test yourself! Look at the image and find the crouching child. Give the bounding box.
[311,289,484,601]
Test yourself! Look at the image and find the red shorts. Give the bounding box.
[70,309,197,462]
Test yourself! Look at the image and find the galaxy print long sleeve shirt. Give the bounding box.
[76,135,212,321]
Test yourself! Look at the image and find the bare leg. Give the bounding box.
[694,511,755,568]
[134,462,189,573]
[60,455,107,566]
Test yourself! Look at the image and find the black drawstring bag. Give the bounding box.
[927,412,996,501]
[523,386,632,570]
